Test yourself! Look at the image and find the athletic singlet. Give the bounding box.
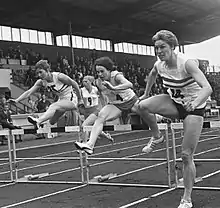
[81,86,99,108]
[109,71,136,102]
[155,52,206,108]
[42,72,76,100]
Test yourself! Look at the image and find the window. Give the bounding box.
[137,45,143,54]
[127,43,133,54]
[123,43,128,53]
[118,43,123,52]
[101,40,107,51]
[75,36,83,48]
[71,35,77,47]
[142,45,147,55]
[106,40,111,51]
[2,26,12,41]
[12,28,20,42]
[88,38,95,49]
[29,30,38,43]
[62,35,69,46]
[20,28,29,43]
[46,32,52,45]
[94,39,101,50]
[82,37,89,48]
[0,26,2,40]
[56,36,62,46]
[133,44,138,54]
[38,31,46,44]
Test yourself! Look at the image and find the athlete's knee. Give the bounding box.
[138,101,151,112]
[181,151,193,164]
[97,112,107,123]
[49,119,56,125]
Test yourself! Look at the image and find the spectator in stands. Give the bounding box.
[36,94,51,113]
[74,56,147,154]
[79,75,113,142]
[138,30,212,208]
[27,97,37,113]
[10,60,83,129]
[0,103,22,142]
[90,49,97,63]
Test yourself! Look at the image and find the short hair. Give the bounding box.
[152,30,179,49]
[83,75,94,83]
[94,57,114,71]
[35,60,50,71]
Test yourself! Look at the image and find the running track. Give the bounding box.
[0,127,219,208]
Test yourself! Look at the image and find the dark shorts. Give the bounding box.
[173,100,205,120]
[111,95,139,111]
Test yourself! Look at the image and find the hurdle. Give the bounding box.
[2,123,173,189]
[0,129,14,183]
[82,123,172,188]
[3,126,86,184]
[170,120,220,190]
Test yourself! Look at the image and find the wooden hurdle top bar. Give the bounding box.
[4,123,168,135]
[1,121,218,135]
[171,120,220,130]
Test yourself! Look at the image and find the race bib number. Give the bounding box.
[170,89,184,99]
[87,97,92,106]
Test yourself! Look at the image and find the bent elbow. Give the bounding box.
[129,82,134,89]
[208,86,213,96]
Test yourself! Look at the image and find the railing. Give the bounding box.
[9,100,34,114]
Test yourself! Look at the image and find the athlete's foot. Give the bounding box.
[142,135,164,154]
[74,141,94,155]
[177,198,193,208]
[27,116,43,130]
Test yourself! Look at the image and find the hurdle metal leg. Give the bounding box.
[165,127,171,187]
[11,132,18,181]
[78,131,85,183]
[7,132,14,182]
[84,131,90,183]
[171,127,179,187]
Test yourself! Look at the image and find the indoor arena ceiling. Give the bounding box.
[0,0,220,45]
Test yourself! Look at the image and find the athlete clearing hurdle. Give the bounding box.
[74,56,162,154]
[138,30,212,208]
[10,60,83,129]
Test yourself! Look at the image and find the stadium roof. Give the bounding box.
[1,0,220,45]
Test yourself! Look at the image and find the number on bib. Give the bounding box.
[88,97,92,105]
[170,89,184,99]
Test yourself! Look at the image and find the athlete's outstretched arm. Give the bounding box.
[58,73,82,102]
[102,73,133,91]
[13,80,42,103]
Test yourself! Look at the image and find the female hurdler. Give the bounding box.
[11,60,83,129]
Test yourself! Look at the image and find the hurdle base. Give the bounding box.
[17,172,49,182]
[90,173,117,183]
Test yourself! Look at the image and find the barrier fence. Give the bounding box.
[0,121,220,191]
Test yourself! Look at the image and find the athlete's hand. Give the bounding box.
[183,101,196,112]
[102,81,115,90]
[78,99,84,108]
[139,94,149,102]
[77,99,84,115]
